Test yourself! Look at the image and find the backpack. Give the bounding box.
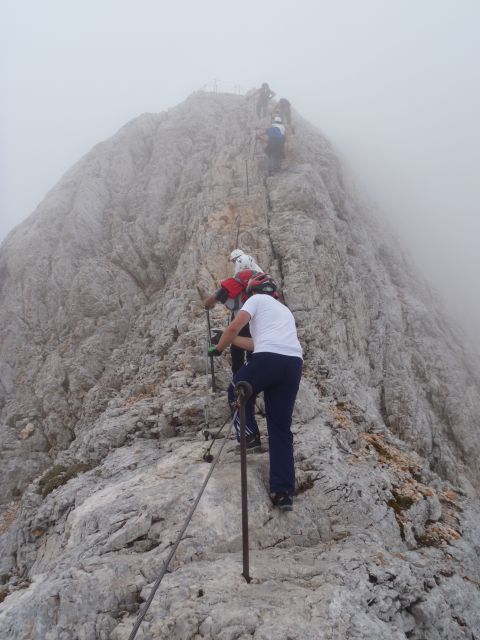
[219,269,259,312]
[267,126,285,141]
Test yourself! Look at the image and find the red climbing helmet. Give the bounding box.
[246,273,278,297]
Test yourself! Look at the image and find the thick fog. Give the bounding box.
[1,0,479,345]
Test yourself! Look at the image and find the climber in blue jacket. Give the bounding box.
[257,115,286,176]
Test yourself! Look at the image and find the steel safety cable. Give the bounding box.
[127,420,234,640]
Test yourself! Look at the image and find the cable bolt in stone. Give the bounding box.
[202,411,234,463]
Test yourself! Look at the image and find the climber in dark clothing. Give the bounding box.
[258,115,286,175]
[274,98,294,131]
[203,269,256,374]
[203,255,262,373]
[256,82,276,119]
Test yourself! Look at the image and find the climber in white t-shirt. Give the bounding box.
[208,272,303,511]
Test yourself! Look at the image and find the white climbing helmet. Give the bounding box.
[273,115,283,123]
[234,253,263,274]
[230,249,244,263]
[235,254,256,271]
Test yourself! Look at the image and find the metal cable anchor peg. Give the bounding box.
[234,380,253,583]
[202,412,233,463]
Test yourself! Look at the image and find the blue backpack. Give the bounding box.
[267,126,285,141]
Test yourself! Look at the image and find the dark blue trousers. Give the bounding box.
[228,352,303,495]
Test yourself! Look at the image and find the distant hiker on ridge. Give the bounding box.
[208,273,303,511]
[255,82,276,119]
[273,98,294,133]
[203,250,263,373]
[257,115,286,176]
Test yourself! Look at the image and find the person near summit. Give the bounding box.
[257,115,286,176]
[255,82,276,119]
[273,98,294,132]
[203,251,263,373]
[208,273,303,510]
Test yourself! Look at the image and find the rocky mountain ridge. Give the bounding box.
[0,91,479,639]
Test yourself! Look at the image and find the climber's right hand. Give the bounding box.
[203,295,216,310]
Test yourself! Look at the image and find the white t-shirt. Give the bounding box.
[241,294,303,359]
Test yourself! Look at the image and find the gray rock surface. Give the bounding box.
[0,91,479,639]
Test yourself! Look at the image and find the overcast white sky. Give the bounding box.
[1,0,479,345]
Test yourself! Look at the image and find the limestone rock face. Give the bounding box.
[0,92,479,639]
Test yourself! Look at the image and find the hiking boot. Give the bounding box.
[235,434,262,454]
[271,492,293,511]
[246,434,262,451]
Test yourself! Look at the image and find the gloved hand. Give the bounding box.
[210,330,223,345]
[203,297,216,310]
[207,346,222,357]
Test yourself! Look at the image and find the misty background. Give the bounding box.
[1,0,479,346]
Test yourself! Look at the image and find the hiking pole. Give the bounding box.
[233,216,240,248]
[245,159,249,196]
[234,380,253,583]
[205,309,216,390]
